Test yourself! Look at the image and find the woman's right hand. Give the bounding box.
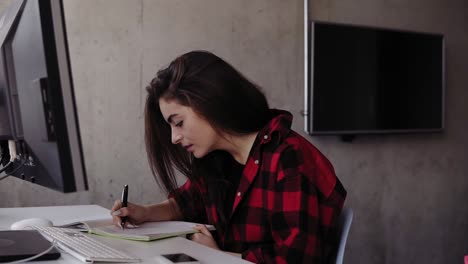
[111,200,150,228]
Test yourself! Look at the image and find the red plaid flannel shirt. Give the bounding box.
[170,110,347,263]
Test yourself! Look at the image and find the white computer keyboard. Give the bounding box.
[32,226,141,263]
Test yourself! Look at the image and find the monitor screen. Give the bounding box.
[305,21,445,135]
[0,0,87,192]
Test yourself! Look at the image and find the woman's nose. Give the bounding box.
[171,131,182,144]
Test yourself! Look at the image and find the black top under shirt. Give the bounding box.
[223,155,244,219]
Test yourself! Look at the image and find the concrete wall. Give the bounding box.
[1,0,467,263]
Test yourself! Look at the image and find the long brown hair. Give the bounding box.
[145,51,270,229]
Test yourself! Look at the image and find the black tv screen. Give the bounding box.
[305,21,445,135]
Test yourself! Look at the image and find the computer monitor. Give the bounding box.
[0,0,87,192]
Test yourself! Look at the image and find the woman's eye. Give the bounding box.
[175,121,183,127]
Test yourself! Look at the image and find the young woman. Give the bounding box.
[111,51,347,263]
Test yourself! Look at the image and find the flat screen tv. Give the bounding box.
[305,21,445,136]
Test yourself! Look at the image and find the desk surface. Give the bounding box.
[0,205,251,264]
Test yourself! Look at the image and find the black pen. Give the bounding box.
[120,184,128,229]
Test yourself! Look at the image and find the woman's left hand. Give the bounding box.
[189,224,219,250]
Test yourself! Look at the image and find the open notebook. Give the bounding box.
[60,219,215,242]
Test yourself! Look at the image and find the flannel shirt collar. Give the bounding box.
[256,109,293,146]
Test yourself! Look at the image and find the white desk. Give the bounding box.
[0,205,251,264]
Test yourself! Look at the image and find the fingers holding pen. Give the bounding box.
[112,206,129,217]
[110,200,148,228]
[111,200,130,228]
